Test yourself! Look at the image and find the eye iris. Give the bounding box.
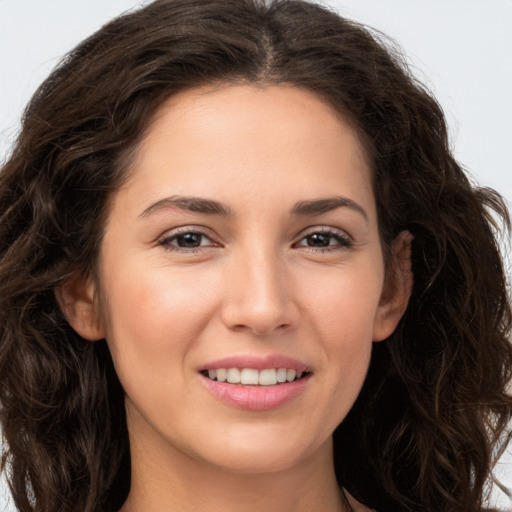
[306,233,331,247]
[177,233,202,247]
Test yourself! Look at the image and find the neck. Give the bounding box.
[120,417,350,512]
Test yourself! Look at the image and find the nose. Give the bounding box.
[220,247,299,336]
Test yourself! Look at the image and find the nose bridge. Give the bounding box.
[221,241,297,335]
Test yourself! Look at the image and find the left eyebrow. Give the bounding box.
[291,196,368,222]
[139,196,232,218]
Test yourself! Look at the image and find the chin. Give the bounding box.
[207,449,312,475]
[191,426,332,475]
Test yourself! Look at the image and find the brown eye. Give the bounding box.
[174,232,205,248]
[158,229,217,252]
[304,233,332,247]
[295,229,353,251]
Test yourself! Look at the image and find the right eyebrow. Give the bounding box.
[139,196,232,218]
[291,196,368,223]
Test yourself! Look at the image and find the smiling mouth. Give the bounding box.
[201,368,310,386]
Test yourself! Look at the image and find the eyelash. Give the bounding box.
[295,228,353,253]
[157,227,353,254]
[158,228,216,254]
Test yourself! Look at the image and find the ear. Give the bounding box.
[55,273,105,341]
[373,230,413,342]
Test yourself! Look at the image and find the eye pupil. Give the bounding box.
[177,233,202,247]
[306,233,331,247]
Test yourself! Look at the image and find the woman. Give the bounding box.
[0,1,511,511]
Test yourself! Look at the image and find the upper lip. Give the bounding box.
[199,354,310,373]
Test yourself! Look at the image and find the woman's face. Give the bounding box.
[66,84,409,475]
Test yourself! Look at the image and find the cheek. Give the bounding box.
[303,261,383,342]
[100,261,221,391]
[302,265,382,402]
[105,262,215,336]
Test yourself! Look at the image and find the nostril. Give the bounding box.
[220,291,299,336]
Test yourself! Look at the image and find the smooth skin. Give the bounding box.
[58,84,412,512]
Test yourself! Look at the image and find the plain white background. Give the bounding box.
[1,1,511,510]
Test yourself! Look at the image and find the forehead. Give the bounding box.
[116,84,375,220]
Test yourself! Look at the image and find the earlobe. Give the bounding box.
[55,273,105,341]
[373,230,413,342]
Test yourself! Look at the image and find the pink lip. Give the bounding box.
[198,354,312,411]
[199,354,309,372]
[200,373,311,411]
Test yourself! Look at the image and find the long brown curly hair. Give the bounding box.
[0,1,511,511]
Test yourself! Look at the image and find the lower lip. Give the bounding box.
[200,374,310,411]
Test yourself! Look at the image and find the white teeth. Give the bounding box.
[205,367,306,385]
[226,368,241,384]
[259,369,277,386]
[240,368,259,385]
[276,368,287,383]
[286,369,297,382]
